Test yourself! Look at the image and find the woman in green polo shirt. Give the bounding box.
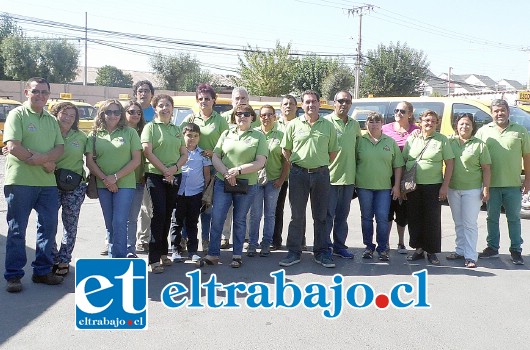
[49,102,87,276]
[356,112,404,262]
[403,110,454,265]
[197,104,268,268]
[86,100,142,259]
[446,113,491,268]
[141,94,188,274]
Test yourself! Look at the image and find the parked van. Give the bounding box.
[250,99,335,118]
[0,97,22,144]
[171,96,233,125]
[93,94,133,115]
[47,93,95,134]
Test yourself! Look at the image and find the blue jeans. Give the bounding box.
[98,188,135,258]
[208,178,257,257]
[4,185,59,280]
[286,165,330,255]
[486,187,523,252]
[249,181,281,246]
[126,183,144,254]
[357,188,391,253]
[326,184,355,250]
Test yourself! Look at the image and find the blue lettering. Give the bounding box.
[413,269,430,308]
[345,283,374,308]
[246,283,273,308]
[323,275,343,319]
[271,270,302,309]
[303,283,330,309]
[203,274,224,308]
[160,283,188,308]
[390,283,413,308]
[223,282,247,307]
[186,270,204,308]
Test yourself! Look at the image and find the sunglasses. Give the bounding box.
[30,89,50,96]
[127,110,141,115]
[337,99,352,104]
[260,112,275,117]
[104,110,122,117]
[236,112,251,117]
[394,109,408,114]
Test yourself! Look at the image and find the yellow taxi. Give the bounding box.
[250,99,335,118]
[47,93,95,134]
[0,96,22,144]
[171,96,233,125]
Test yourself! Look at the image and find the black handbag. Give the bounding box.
[224,178,249,194]
[86,135,99,199]
[55,168,82,192]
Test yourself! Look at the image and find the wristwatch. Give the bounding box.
[238,166,242,175]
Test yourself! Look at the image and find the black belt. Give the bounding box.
[292,163,328,173]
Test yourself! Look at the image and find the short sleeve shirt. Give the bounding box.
[448,135,491,190]
[56,129,88,179]
[356,133,405,190]
[3,102,64,186]
[86,127,142,189]
[281,115,340,169]
[214,128,268,185]
[255,124,284,181]
[178,146,212,196]
[143,105,155,122]
[403,132,455,185]
[183,111,229,151]
[475,121,530,187]
[382,122,420,150]
[141,120,185,175]
[325,113,362,185]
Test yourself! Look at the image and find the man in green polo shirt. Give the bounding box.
[475,99,530,265]
[325,90,361,259]
[280,90,340,268]
[3,77,65,293]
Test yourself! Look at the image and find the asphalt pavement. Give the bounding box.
[1,154,530,350]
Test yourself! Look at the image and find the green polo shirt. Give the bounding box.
[325,112,362,185]
[214,128,268,185]
[86,127,142,189]
[182,111,229,151]
[141,119,185,175]
[56,129,88,179]
[475,121,530,187]
[356,133,404,189]
[222,108,261,128]
[448,135,491,190]
[403,132,455,185]
[3,102,64,186]
[281,115,340,169]
[255,124,284,181]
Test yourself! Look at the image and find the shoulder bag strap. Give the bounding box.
[416,137,432,161]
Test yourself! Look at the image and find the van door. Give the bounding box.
[451,103,492,131]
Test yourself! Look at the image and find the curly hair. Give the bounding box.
[92,99,127,133]
[50,101,79,131]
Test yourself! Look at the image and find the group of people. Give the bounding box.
[3,76,529,292]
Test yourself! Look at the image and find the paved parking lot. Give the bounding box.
[1,154,530,349]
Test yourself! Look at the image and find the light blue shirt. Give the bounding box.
[143,105,155,122]
[178,146,212,196]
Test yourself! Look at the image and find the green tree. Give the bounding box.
[150,52,213,92]
[291,55,340,97]
[321,65,355,100]
[95,65,133,87]
[360,41,429,97]
[0,14,24,80]
[236,41,295,96]
[0,35,36,81]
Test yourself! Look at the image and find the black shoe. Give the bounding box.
[407,251,425,261]
[362,248,374,259]
[478,247,499,259]
[427,253,440,265]
[270,244,282,251]
[510,251,524,265]
[6,278,22,293]
[32,272,64,285]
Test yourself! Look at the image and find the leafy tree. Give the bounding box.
[360,41,429,97]
[236,41,295,96]
[95,65,133,87]
[291,55,340,97]
[150,52,213,92]
[0,36,36,81]
[321,65,355,100]
[0,14,24,80]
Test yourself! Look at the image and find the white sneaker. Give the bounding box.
[171,252,182,262]
[190,254,201,262]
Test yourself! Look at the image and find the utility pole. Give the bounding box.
[84,12,88,86]
[348,4,373,99]
[447,67,453,96]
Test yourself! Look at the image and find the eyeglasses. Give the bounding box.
[260,113,275,118]
[394,109,408,114]
[30,89,50,96]
[104,110,122,117]
[127,110,141,115]
[198,97,211,101]
[136,89,151,94]
[236,112,252,117]
[336,99,352,104]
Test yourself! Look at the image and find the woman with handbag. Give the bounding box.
[86,100,142,259]
[248,105,289,257]
[197,104,268,268]
[403,110,455,265]
[141,94,188,274]
[356,112,404,262]
[50,102,87,276]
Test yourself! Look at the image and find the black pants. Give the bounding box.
[406,183,442,253]
[272,180,288,246]
[170,192,202,254]
[146,173,181,264]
